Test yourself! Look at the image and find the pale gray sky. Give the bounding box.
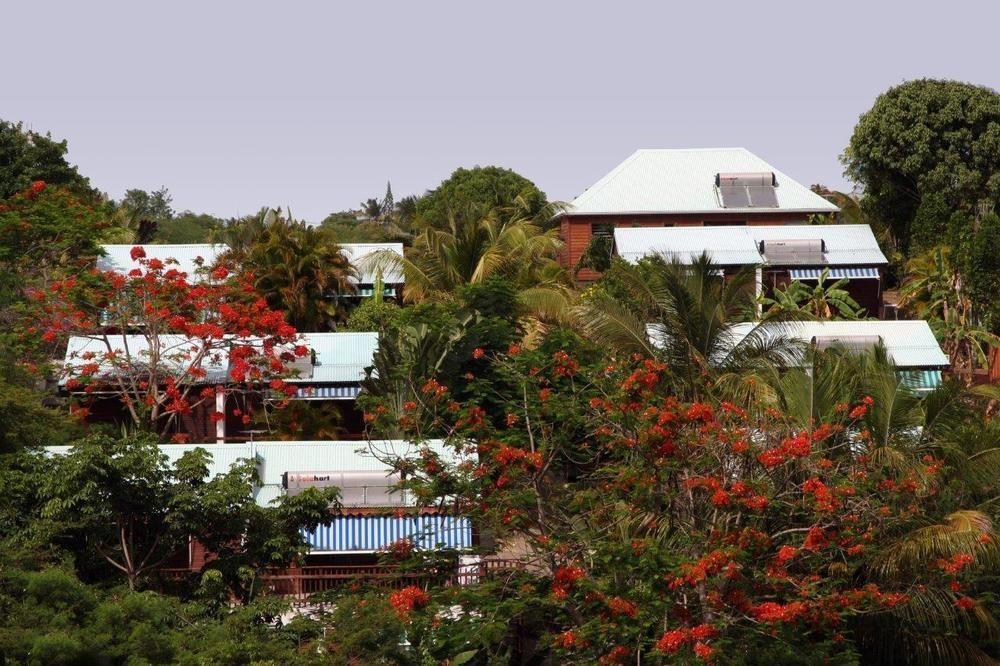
[3,1,998,221]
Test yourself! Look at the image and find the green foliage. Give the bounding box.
[344,295,401,332]
[353,336,1000,664]
[575,232,613,274]
[387,197,571,320]
[909,192,952,254]
[226,208,358,330]
[0,563,330,664]
[0,379,77,454]
[961,213,1000,331]
[0,183,106,308]
[843,79,1000,255]
[319,211,407,243]
[576,254,795,400]
[761,270,864,320]
[0,120,95,200]
[414,165,548,231]
[35,433,339,595]
[155,210,225,243]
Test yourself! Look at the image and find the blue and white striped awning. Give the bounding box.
[898,369,943,393]
[788,267,880,280]
[294,385,361,400]
[304,514,473,552]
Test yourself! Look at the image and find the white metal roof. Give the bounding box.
[99,244,227,278]
[340,243,405,285]
[565,148,838,216]
[614,225,887,266]
[61,334,231,384]
[61,331,378,386]
[293,332,378,383]
[100,243,405,286]
[44,439,469,507]
[615,227,763,265]
[746,225,887,266]
[724,320,949,368]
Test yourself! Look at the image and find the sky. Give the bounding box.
[3,1,998,222]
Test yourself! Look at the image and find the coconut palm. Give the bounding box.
[373,197,572,320]
[574,254,798,400]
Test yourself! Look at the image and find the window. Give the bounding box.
[705,220,746,227]
[591,223,614,239]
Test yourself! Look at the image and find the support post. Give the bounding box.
[215,390,225,443]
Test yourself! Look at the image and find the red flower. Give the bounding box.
[209,411,226,423]
[598,646,630,664]
[775,545,798,563]
[211,266,229,280]
[693,642,714,661]
[130,246,146,261]
[656,629,688,653]
[30,180,46,194]
[472,347,485,359]
[955,596,976,610]
[389,585,430,618]
[607,596,638,618]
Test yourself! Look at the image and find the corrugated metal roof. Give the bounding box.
[99,244,226,278]
[725,320,949,368]
[614,225,887,267]
[61,334,230,384]
[99,243,406,286]
[44,439,470,507]
[566,148,839,216]
[746,225,887,266]
[615,227,762,265]
[295,332,378,383]
[62,332,378,387]
[340,243,405,285]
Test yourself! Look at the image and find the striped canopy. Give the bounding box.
[788,267,880,280]
[304,514,473,553]
[898,369,943,393]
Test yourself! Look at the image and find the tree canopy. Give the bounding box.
[414,165,549,230]
[843,79,1000,254]
[0,121,96,200]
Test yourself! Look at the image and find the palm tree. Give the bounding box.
[225,209,358,331]
[574,254,797,400]
[761,269,863,320]
[373,197,572,320]
[899,246,1000,380]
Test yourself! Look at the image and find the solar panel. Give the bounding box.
[748,186,779,208]
[719,185,750,208]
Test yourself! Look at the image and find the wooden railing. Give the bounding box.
[159,559,530,599]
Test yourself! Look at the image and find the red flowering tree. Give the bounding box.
[26,247,305,439]
[351,341,1000,664]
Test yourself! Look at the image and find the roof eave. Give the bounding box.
[559,206,839,217]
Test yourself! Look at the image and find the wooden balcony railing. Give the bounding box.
[159,559,530,600]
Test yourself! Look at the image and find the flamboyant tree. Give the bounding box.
[355,341,1000,664]
[26,247,305,439]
